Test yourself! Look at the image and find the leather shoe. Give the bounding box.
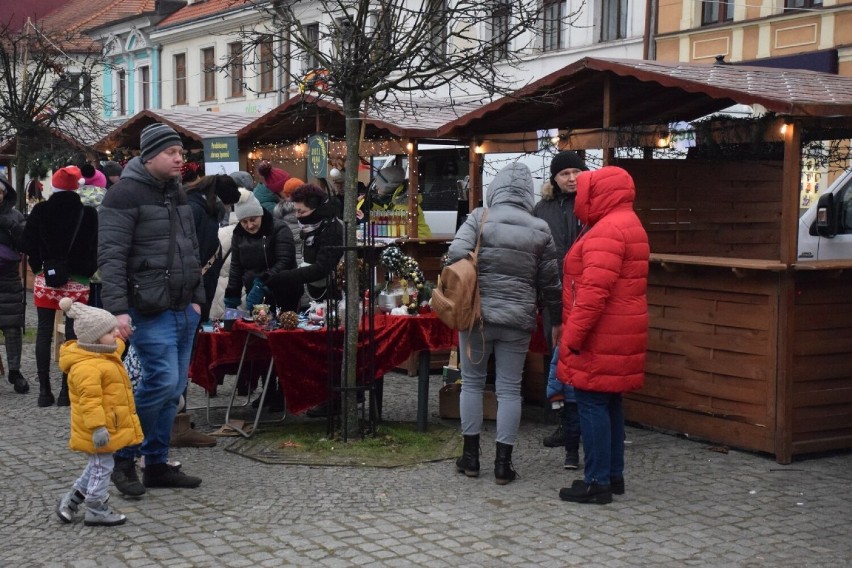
[559,480,612,504]
[8,370,30,394]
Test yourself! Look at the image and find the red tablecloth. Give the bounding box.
[189,313,456,415]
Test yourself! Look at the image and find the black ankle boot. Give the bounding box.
[56,374,70,406]
[494,441,517,485]
[455,434,480,477]
[37,376,55,407]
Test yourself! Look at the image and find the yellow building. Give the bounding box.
[654,0,852,75]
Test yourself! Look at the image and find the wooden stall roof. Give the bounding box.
[238,94,486,146]
[94,108,259,151]
[438,57,852,138]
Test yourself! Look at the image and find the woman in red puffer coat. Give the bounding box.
[557,166,649,505]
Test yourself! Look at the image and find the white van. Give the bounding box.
[798,168,852,261]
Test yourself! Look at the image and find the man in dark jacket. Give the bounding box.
[533,151,589,466]
[98,123,205,495]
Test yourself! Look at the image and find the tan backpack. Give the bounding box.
[431,209,488,332]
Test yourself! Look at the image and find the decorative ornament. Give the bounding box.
[380,245,405,273]
[252,304,271,326]
[278,310,299,329]
[336,258,370,295]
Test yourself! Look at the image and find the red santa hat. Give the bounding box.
[51,166,83,192]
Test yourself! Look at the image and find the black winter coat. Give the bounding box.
[226,210,298,309]
[22,190,98,280]
[264,199,343,302]
[532,185,581,279]
[0,183,25,328]
[98,157,205,315]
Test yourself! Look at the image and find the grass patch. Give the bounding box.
[225,420,462,467]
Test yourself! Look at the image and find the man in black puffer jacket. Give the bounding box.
[98,123,205,495]
[0,179,29,394]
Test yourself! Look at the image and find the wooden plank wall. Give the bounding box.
[619,159,784,260]
[790,270,852,455]
[624,265,780,454]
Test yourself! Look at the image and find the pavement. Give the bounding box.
[1,296,852,567]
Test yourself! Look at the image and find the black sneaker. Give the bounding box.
[8,370,30,394]
[611,476,625,495]
[143,463,201,488]
[112,457,146,497]
[559,480,612,504]
[563,449,579,470]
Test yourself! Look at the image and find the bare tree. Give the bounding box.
[233,0,572,437]
[0,17,110,210]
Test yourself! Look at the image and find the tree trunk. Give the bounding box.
[340,97,363,439]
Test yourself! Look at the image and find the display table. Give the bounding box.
[189,313,456,431]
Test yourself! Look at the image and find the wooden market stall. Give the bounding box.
[94,108,258,167]
[236,93,486,279]
[440,57,852,463]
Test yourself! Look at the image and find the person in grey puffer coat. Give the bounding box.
[448,162,562,485]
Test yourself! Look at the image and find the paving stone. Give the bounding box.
[3,297,852,565]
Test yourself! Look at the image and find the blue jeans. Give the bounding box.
[459,324,530,445]
[117,305,199,465]
[574,388,625,485]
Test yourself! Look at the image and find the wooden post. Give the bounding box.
[468,141,483,211]
[774,119,801,464]
[602,75,613,166]
[408,139,419,238]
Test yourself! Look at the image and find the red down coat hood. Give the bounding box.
[557,166,650,393]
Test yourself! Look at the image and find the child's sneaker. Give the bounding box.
[564,449,580,470]
[55,489,85,523]
[84,499,127,526]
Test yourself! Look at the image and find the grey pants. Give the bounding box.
[459,323,531,445]
[1,326,22,370]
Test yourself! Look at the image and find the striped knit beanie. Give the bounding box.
[140,123,183,163]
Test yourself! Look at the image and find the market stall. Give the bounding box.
[440,57,852,463]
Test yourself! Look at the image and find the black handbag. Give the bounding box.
[129,198,177,315]
[43,210,84,288]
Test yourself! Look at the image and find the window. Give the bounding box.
[543,0,563,51]
[202,47,216,101]
[174,53,187,105]
[304,23,319,71]
[427,0,448,63]
[118,69,126,115]
[490,0,511,61]
[601,0,628,40]
[259,36,274,93]
[55,72,92,109]
[785,0,822,10]
[701,0,733,25]
[228,42,244,97]
[139,66,150,110]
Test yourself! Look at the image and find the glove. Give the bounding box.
[224,296,241,309]
[245,278,268,312]
[92,427,110,449]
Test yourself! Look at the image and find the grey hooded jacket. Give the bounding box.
[447,163,562,331]
[98,156,205,315]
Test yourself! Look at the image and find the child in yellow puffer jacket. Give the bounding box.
[54,297,143,527]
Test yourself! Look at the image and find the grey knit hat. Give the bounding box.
[102,161,123,177]
[234,188,264,220]
[140,123,183,163]
[229,171,255,190]
[58,297,118,352]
